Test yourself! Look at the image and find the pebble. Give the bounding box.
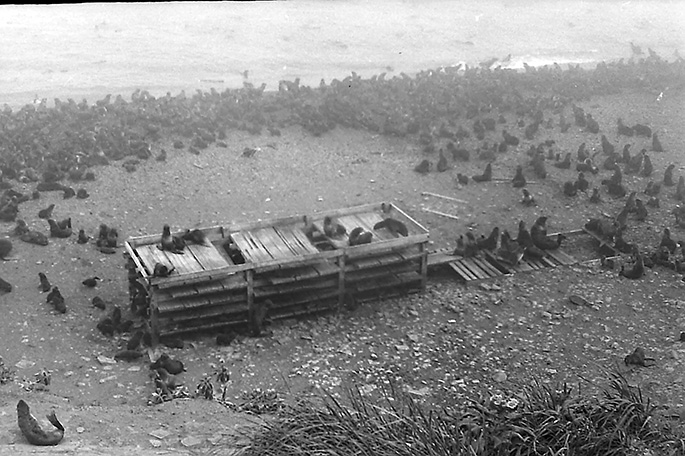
[149,429,171,440]
[492,370,507,382]
[181,436,202,447]
[97,355,117,365]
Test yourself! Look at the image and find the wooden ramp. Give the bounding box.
[428,247,578,285]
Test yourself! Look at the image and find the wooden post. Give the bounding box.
[150,296,160,348]
[419,242,428,291]
[246,269,254,318]
[337,254,346,310]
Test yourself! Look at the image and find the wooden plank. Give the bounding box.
[422,208,460,221]
[472,257,502,277]
[231,232,259,263]
[546,249,576,265]
[161,247,204,275]
[214,242,236,265]
[138,243,202,276]
[513,261,534,272]
[421,192,468,204]
[345,234,429,258]
[539,255,558,268]
[311,261,340,277]
[265,227,300,259]
[288,227,321,255]
[125,242,151,280]
[244,231,276,263]
[250,228,287,260]
[135,246,159,275]
[390,204,429,233]
[138,245,171,270]
[185,244,230,271]
[128,225,226,248]
[526,258,544,269]
[259,227,294,259]
[274,226,309,256]
[419,242,428,290]
[461,258,489,279]
[554,249,578,265]
[449,261,478,281]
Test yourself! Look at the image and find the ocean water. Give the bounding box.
[0,1,683,107]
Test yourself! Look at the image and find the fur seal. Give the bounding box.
[160,225,185,254]
[38,272,51,292]
[0,239,12,260]
[37,204,55,219]
[16,400,64,446]
[373,218,408,237]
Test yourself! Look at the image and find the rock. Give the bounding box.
[96,355,117,365]
[15,359,34,369]
[149,428,171,439]
[149,439,162,448]
[492,370,507,382]
[181,436,202,447]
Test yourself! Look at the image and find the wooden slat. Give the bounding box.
[261,227,297,259]
[449,261,478,281]
[273,226,308,256]
[512,261,534,272]
[249,228,281,259]
[244,231,276,262]
[135,245,159,275]
[539,255,558,268]
[288,227,321,255]
[163,247,205,275]
[461,258,489,279]
[311,261,340,277]
[472,257,502,277]
[526,258,544,269]
[125,242,151,280]
[248,229,281,260]
[545,249,576,265]
[138,243,203,276]
[128,225,226,248]
[185,244,230,271]
[389,204,429,233]
[231,232,260,263]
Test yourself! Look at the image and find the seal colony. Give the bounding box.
[0,45,684,450]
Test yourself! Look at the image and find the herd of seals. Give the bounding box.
[1,46,684,445]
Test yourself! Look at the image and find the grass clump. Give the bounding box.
[240,371,685,456]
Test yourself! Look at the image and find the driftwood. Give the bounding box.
[490,178,541,184]
[421,192,468,204]
[423,208,459,220]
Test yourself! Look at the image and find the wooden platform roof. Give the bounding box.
[125,202,429,287]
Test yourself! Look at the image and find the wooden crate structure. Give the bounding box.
[124,202,429,341]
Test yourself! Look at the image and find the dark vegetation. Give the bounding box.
[243,372,685,456]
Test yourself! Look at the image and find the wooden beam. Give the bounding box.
[423,208,459,220]
[421,192,468,204]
